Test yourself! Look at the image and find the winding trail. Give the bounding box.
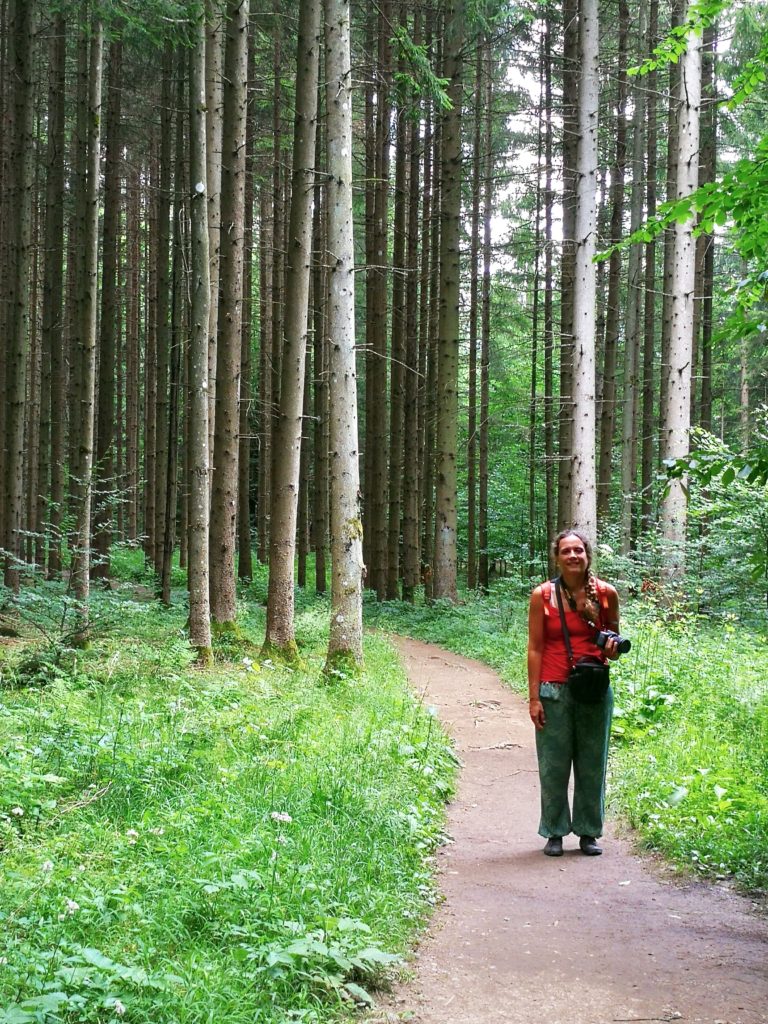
[371,636,768,1024]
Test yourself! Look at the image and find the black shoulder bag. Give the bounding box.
[554,577,610,705]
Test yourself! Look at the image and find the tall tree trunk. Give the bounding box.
[125,160,141,542]
[210,0,249,628]
[93,40,123,580]
[42,13,66,576]
[312,146,329,595]
[257,183,273,563]
[264,0,320,655]
[238,29,256,581]
[697,22,716,433]
[401,15,423,604]
[386,33,408,601]
[597,0,628,525]
[188,10,213,664]
[432,0,464,602]
[543,17,555,557]
[557,0,579,529]
[3,0,37,591]
[467,41,483,589]
[153,48,174,580]
[369,3,392,599]
[619,11,646,553]
[479,55,492,592]
[660,6,701,580]
[161,65,187,606]
[640,0,659,531]
[144,139,158,564]
[324,0,364,670]
[569,0,599,541]
[659,0,684,468]
[71,20,103,638]
[206,0,225,476]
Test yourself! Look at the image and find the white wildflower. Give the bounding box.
[270,811,292,824]
[10,806,23,816]
[42,860,54,873]
[114,999,127,1016]
[65,899,80,915]
[126,829,139,845]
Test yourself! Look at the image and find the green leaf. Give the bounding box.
[343,982,375,1006]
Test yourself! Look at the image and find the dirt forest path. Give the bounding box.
[371,636,768,1024]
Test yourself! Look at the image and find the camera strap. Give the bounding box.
[553,577,576,670]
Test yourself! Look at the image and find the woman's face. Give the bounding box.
[555,534,589,576]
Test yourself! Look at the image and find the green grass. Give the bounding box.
[366,584,768,894]
[0,588,455,1024]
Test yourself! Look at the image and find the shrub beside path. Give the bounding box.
[371,636,768,1024]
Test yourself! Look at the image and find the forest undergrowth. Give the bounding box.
[0,566,455,1024]
[366,579,768,896]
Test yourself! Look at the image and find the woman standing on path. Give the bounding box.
[527,530,622,857]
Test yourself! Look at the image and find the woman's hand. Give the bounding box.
[529,698,546,730]
[604,635,620,661]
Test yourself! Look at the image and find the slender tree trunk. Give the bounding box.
[42,14,66,576]
[312,145,329,595]
[125,160,141,542]
[210,0,249,628]
[557,0,579,528]
[432,0,464,602]
[4,0,37,591]
[153,48,174,580]
[161,65,187,606]
[697,23,716,433]
[620,11,646,553]
[93,40,123,580]
[401,15,423,604]
[369,2,392,599]
[640,0,659,531]
[467,41,483,589]
[386,34,408,601]
[596,0,628,525]
[238,29,256,581]
[569,0,599,542]
[144,139,158,565]
[188,11,213,664]
[543,18,555,555]
[206,0,225,475]
[659,0,684,468]
[324,0,364,670]
[297,343,312,588]
[660,7,701,579]
[258,183,273,563]
[264,0,320,655]
[479,54,492,593]
[71,20,104,638]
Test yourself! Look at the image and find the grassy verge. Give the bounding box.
[366,585,768,895]
[0,588,455,1024]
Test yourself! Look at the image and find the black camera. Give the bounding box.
[594,629,631,654]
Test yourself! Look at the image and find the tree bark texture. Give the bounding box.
[265,0,320,653]
[568,0,599,543]
[660,10,701,578]
[324,0,364,668]
[432,0,464,603]
[210,0,249,627]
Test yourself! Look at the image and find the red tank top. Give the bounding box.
[539,578,610,683]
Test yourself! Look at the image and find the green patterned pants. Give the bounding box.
[535,681,613,839]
